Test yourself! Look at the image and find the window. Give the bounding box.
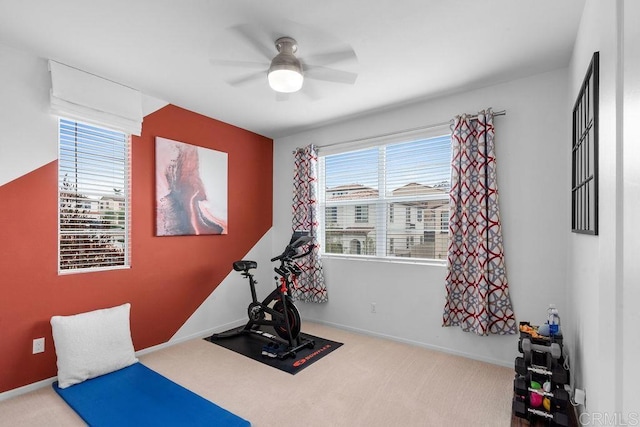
[319,133,451,261]
[354,205,369,223]
[326,206,338,224]
[406,236,414,249]
[58,119,130,272]
[572,51,599,235]
[440,210,449,232]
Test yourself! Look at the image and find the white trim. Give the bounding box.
[305,319,512,368]
[317,124,450,156]
[138,318,246,357]
[56,118,131,273]
[0,319,245,401]
[321,252,447,267]
[0,376,57,402]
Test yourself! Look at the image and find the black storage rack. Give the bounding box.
[512,322,571,426]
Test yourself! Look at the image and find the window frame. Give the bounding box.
[571,51,599,235]
[57,118,131,274]
[318,126,451,264]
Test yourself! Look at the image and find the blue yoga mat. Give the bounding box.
[53,362,250,427]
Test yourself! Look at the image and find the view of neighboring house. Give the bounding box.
[72,196,125,224]
[97,196,127,253]
[59,192,127,269]
[98,195,126,228]
[324,182,450,259]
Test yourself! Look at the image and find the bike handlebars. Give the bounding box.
[270,234,314,263]
[270,253,287,263]
[270,245,314,263]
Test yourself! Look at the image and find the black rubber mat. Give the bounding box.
[204,327,343,374]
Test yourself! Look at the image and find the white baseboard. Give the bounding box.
[305,318,513,368]
[0,376,57,402]
[1,317,506,402]
[136,318,246,357]
[0,318,246,402]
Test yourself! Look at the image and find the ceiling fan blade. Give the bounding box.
[210,58,268,70]
[303,48,357,67]
[301,81,322,102]
[228,71,265,87]
[229,23,274,62]
[304,65,358,85]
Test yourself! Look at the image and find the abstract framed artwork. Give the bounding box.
[155,137,228,236]
[571,51,599,235]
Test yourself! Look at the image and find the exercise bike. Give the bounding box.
[209,232,315,359]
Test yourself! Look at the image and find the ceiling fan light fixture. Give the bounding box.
[267,37,303,93]
[268,67,303,93]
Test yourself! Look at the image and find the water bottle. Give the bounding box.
[548,304,560,336]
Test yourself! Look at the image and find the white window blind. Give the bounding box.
[58,118,130,273]
[319,134,451,261]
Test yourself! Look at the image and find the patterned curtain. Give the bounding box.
[291,144,328,303]
[442,109,516,335]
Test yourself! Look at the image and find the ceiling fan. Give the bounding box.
[211,24,358,96]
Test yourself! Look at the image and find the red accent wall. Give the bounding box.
[0,104,273,393]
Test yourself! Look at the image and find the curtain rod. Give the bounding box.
[310,109,506,151]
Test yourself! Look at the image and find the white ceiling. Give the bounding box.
[0,0,585,139]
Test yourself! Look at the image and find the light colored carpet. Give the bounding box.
[0,323,514,426]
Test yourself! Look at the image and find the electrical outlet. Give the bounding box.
[574,388,586,405]
[371,303,376,313]
[32,337,45,354]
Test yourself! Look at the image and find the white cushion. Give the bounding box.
[50,303,138,389]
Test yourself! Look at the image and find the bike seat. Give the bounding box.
[233,260,257,271]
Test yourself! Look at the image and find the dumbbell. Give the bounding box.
[522,338,562,359]
[552,365,568,384]
[513,376,527,396]
[515,356,527,376]
[551,411,569,427]
[512,398,528,419]
[527,408,570,426]
[551,388,570,409]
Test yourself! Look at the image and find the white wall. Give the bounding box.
[0,42,258,348]
[564,0,640,418]
[0,42,169,187]
[171,230,275,342]
[622,0,640,417]
[568,0,640,419]
[274,68,570,367]
[567,0,625,417]
[0,43,58,186]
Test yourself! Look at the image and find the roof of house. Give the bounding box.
[326,182,448,201]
